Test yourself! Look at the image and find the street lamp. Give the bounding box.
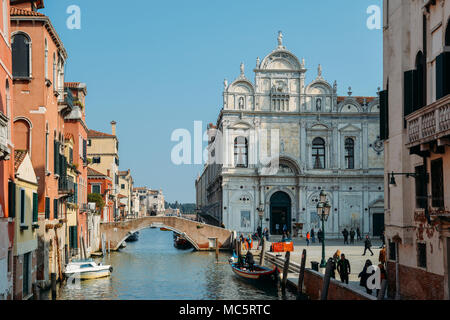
[257,206,264,231]
[316,190,331,268]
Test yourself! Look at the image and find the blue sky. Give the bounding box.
[42,0,382,203]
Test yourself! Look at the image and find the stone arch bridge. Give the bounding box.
[100,217,233,251]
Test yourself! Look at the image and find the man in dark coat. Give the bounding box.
[245,250,255,271]
[337,253,351,284]
[363,235,374,256]
[356,227,362,241]
[350,229,356,244]
[342,228,349,244]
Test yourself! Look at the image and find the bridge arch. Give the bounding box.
[100,217,233,251]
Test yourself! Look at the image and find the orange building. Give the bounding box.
[87,167,114,223]
[0,0,13,301]
[10,0,71,288]
[64,82,89,256]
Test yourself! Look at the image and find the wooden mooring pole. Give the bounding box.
[259,237,266,266]
[320,258,333,301]
[297,249,307,299]
[281,251,291,290]
[215,238,219,262]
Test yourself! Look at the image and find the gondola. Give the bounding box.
[173,234,193,250]
[230,262,279,282]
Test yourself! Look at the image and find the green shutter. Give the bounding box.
[20,189,25,224]
[380,90,389,140]
[436,52,450,100]
[74,183,78,204]
[54,199,58,219]
[32,193,38,223]
[8,181,15,218]
[404,70,417,120]
[45,197,50,219]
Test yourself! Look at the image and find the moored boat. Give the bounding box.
[65,260,113,280]
[126,232,139,242]
[160,227,171,232]
[173,234,193,250]
[230,263,279,282]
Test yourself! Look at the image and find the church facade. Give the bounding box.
[195,33,384,238]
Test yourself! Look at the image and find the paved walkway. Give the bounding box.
[266,236,384,298]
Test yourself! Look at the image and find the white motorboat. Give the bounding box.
[65,260,113,280]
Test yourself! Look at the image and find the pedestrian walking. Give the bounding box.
[317,229,323,243]
[306,231,310,246]
[350,228,355,244]
[263,227,269,241]
[358,259,374,294]
[362,235,374,256]
[257,225,262,239]
[283,224,287,234]
[377,263,387,297]
[356,227,362,241]
[311,228,315,243]
[380,230,386,248]
[342,228,349,244]
[337,253,351,284]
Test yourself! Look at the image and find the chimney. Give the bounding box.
[111,121,117,136]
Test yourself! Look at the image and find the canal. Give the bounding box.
[43,228,297,300]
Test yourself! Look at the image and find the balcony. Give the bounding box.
[406,95,450,148]
[58,176,75,195]
[58,88,74,114]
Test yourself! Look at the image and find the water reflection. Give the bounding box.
[43,228,296,300]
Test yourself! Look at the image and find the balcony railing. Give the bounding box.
[59,176,75,195]
[406,94,450,148]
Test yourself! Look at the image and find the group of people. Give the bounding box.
[328,245,387,297]
[341,227,363,244]
[305,228,324,246]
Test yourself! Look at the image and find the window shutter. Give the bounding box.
[8,181,15,218]
[32,193,38,223]
[54,140,59,175]
[45,197,50,219]
[380,90,389,140]
[436,52,450,100]
[54,199,58,219]
[83,139,87,165]
[404,70,417,120]
[20,189,25,224]
[431,158,444,208]
[74,183,78,204]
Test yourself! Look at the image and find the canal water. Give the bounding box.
[43,228,297,300]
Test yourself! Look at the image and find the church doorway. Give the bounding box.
[372,212,385,237]
[270,191,291,235]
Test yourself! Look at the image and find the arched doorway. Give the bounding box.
[270,191,291,235]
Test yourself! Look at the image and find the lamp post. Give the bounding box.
[257,207,264,231]
[316,190,331,268]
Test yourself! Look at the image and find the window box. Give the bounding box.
[45,79,52,87]
[20,224,29,231]
[32,223,39,230]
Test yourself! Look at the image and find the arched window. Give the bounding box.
[44,38,48,79]
[234,136,248,168]
[345,138,355,169]
[415,51,426,110]
[312,138,325,169]
[13,118,32,153]
[12,33,31,78]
